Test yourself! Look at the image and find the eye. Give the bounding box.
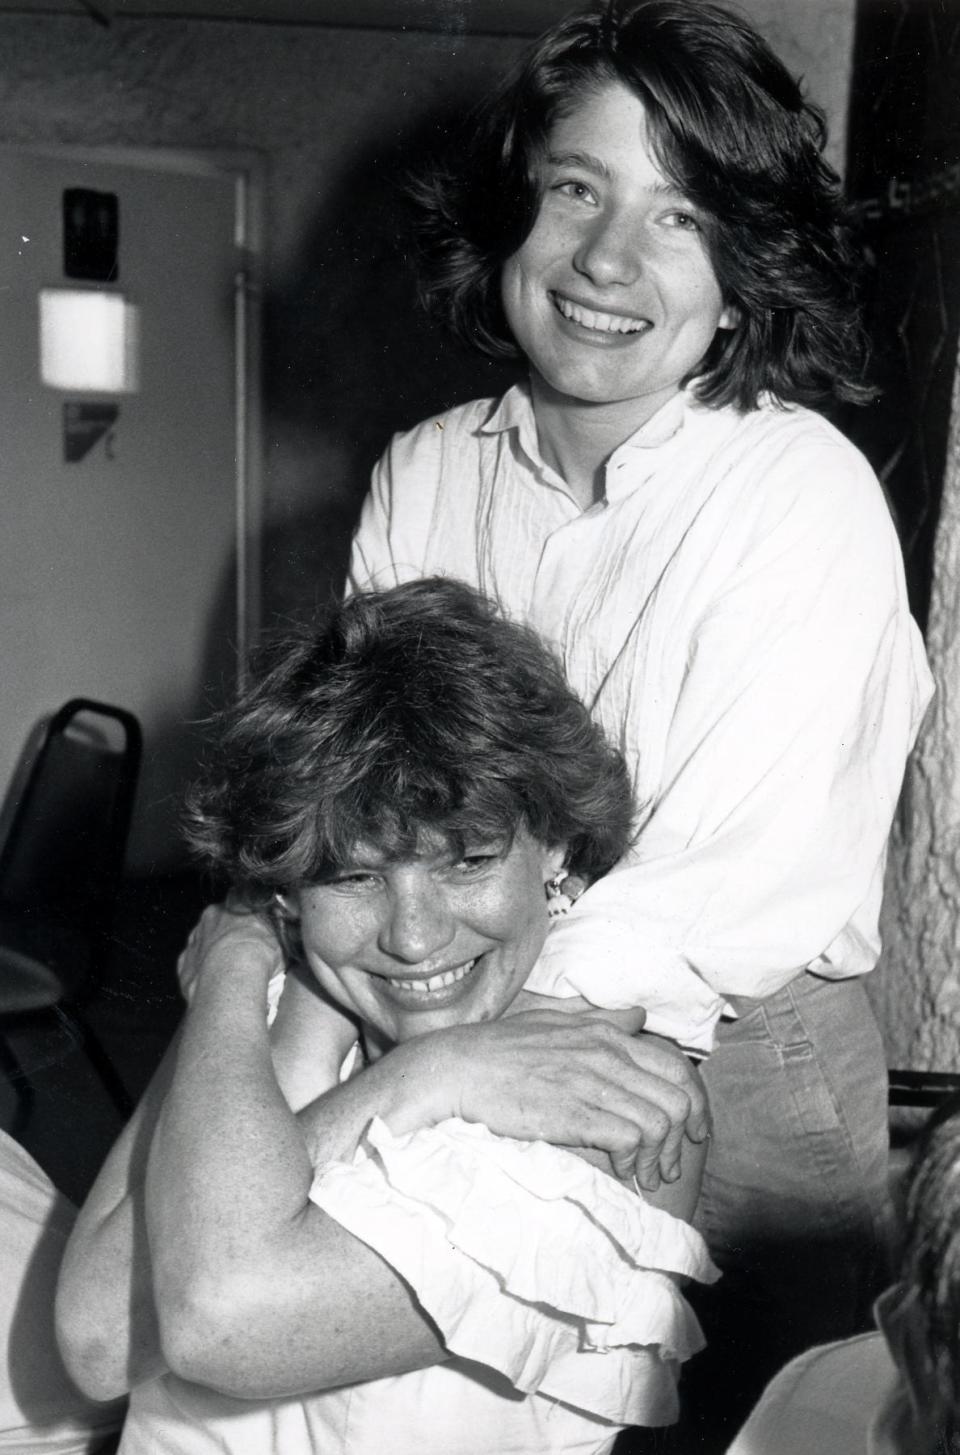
[662,208,701,232]
[552,178,598,206]
[449,846,505,878]
[325,871,383,893]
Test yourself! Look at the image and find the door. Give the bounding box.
[0,147,260,869]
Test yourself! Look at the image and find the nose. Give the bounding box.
[378,876,457,965]
[572,211,643,288]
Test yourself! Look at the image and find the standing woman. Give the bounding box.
[348,0,933,1437]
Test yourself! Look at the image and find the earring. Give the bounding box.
[273,891,295,920]
[545,871,585,919]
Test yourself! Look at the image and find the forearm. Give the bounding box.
[146,963,450,1396]
[55,983,444,1401]
[56,1190,163,1401]
[269,962,359,1111]
[55,1035,180,1400]
[147,959,706,1396]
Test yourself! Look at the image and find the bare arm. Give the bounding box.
[55,1030,180,1401]
[146,938,707,1396]
[145,946,449,1397]
[60,907,707,1402]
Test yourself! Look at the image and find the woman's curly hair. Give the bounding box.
[409,0,872,411]
[185,578,634,906]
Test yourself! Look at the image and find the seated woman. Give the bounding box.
[56,578,715,1455]
[725,1093,960,1455]
[0,1128,123,1453]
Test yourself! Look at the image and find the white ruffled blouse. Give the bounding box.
[121,990,717,1455]
[311,1113,718,1429]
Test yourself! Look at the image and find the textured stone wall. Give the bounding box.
[874,352,960,1069]
[843,0,960,1070]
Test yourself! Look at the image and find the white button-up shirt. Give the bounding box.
[348,384,933,1051]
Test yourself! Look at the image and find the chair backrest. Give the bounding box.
[889,1069,960,1107]
[0,700,142,936]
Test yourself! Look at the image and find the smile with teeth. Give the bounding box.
[553,293,650,335]
[387,958,478,995]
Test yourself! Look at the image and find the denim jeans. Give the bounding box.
[679,973,892,1450]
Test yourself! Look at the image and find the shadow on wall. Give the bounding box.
[260,100,521,626]
[840,0,960,633]
[144,99,522,862]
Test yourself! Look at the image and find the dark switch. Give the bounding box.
[63,188,119,282]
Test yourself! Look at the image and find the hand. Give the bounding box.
[176,901,283,1002]
[506,988,647,1036]
[401,1010,709,1191]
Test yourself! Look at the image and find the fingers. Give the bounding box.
[622,1033,711,1143]
[502,990,592,1018]
[572,1086,678,1191]
[440,1012,709,1193]
[180,902,284,999]
[582,1005,647,1036]
[600,1067,689,1188]
[544,1020,709,1189]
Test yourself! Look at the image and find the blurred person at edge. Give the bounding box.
[726,1095,960,1455]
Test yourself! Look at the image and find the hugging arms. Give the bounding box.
[56,580,710,1432]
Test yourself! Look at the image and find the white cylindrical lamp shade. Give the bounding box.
[39,288,140,394]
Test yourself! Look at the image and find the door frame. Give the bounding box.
[6,142,265,689]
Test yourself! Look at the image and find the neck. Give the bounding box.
[529,373,679,510]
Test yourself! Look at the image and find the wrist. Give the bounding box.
[189,942,277,1026]
[206,932,280,983]
[374,1030,464,1135]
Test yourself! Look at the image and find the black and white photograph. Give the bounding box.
[0,1,958,1451]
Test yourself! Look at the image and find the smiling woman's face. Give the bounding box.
[290,827,566,1048]
[500,80,737,425]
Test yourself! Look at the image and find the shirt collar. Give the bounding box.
[480,378,694,443]
[478,381,533,435]
[479,379,706,477]
[478,382,568,495]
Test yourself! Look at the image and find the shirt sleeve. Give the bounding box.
[525,440,933,1051]
[347,419,444,594]
[310,1116,718,1429]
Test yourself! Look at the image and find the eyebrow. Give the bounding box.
[545,149,612,179]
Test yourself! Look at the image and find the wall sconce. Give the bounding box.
[39,288,140,394]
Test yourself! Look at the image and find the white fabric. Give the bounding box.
[312,1117,717,1422]
[724,1332,918,1455]
[0,1129,124,1452]
[349,383,933,1051]
[121,1115,715,1454]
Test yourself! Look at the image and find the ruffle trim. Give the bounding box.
[309,1116,718,1428]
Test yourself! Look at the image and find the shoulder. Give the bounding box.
[701,400,896,550]
[727,1333,896,1455]
[719,401,882,501]
[354,395,504,586]
[374,396,501,484]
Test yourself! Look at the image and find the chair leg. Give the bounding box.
[0,1032,35,1140]
[52,1005,134,1121]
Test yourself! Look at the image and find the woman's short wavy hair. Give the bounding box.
[410,0,871,411]
[185,578,634,905]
